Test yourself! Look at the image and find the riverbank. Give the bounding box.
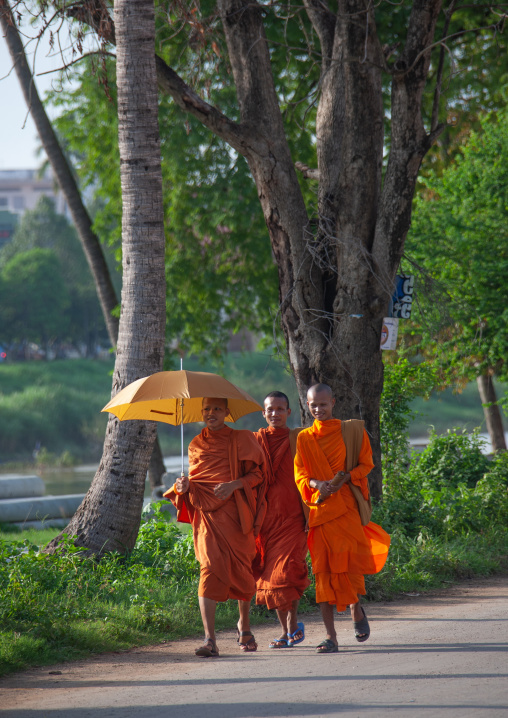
[1,354,506,465]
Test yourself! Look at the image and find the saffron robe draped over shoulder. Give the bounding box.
[253,427,310,611]
[294,419,390,611]
[165,425,264,602]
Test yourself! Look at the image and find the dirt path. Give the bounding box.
[2,575,507,717]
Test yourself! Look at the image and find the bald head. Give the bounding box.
[307,383,335,422]
[201,397,229,431]
[202,397,228,410]
[307,383,333,399]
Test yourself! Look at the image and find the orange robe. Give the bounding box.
[294,419,390,611]
[165,425,264,602]
[253,427,310,611]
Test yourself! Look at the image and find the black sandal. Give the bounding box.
[195,638,219,657]
[354,606,370,643]
[316,639,339,654]
[237,631,258,652]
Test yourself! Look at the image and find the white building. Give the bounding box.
[0,169,68,218]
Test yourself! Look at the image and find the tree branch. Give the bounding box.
[303,0,336,67]
[154,56,250,156]
[295,161,320,180]
[431,0,458,131]
[62,0,253,155]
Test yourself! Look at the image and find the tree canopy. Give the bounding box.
[405,107,508,384]
[0,247,70,348]
[6,0,508,498]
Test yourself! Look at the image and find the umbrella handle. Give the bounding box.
[180,358,184,474]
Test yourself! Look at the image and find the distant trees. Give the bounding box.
[0,196,114,355]
[0,247,70,352]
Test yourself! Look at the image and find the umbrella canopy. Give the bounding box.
[101,370,262,425]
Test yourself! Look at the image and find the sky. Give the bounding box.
[0,22,78,171]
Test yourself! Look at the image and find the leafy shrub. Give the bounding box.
[409,428,491,489]
[377,428,507,539]
[380,358,435,483]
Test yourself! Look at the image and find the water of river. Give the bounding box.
[3,456,189,498]
[3,431,505,498]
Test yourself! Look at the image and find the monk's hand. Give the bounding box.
[310,479,332,498]
[175,475,190,494]
[214,481,237,501]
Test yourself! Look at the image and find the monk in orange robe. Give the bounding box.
[253,391,309,648]
[164,397,265,658]
[294,384,390,653]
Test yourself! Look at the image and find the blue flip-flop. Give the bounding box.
[288,622,305,646]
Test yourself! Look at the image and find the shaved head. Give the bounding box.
[307,383,333,399]
[307,383,335,422]
[201,397,230,431]
[202,397,228,409]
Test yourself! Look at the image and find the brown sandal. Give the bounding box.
[237,631,257,652]
[195,639,219,657]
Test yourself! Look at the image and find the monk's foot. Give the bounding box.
[269,635,292,649]
[316,638,338,654]
[353,606,370,643]
[237,631,257,652]
[195,638,219,658]
[287,621,305,646]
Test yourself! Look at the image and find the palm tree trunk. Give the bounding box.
[46,0,166,554]
[1,0,167,489]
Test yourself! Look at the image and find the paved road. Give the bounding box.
[2,576,507,717]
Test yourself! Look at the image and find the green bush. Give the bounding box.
[410,428,491,489]
[380,358,435,482]
[377,428,508,539]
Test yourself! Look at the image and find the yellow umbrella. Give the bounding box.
[101,369,262,473]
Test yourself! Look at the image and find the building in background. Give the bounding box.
[0,169,68,219]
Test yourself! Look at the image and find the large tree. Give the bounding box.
[149,0,505,497]
[12,0,507,499]
[45,0,167,554]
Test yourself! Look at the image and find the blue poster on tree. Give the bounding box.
[389,274,414,319]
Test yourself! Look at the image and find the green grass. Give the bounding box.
[1,491,507,677]
[0,524,61,545]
